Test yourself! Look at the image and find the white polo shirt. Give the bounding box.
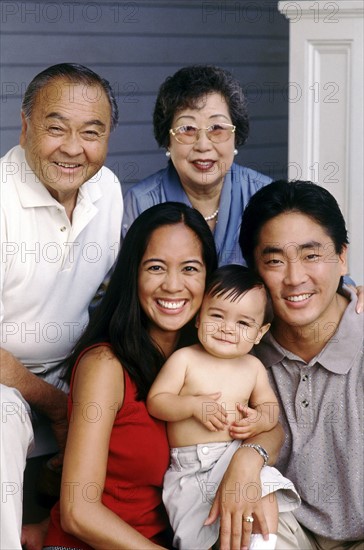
[1,145,123,383]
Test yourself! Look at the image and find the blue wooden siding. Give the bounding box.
[0,1,289,191]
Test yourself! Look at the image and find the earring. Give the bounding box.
[234,149,238,156]
[165,150,171,158]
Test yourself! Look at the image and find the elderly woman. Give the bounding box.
[122,65,271,266]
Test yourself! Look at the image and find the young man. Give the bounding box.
[239,180,363,549]
[0,63,123,549]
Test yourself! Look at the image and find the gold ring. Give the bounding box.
[244,515,254,523]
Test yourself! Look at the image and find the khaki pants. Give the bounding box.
[277,512,364,550]
[0,385,34,550]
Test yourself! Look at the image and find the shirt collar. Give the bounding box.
[256,288,362,374]
[162,162,235,258]
[163,162,190,203]
[316,288,362,374]
[162,161,234,220]
[14,146,102,208]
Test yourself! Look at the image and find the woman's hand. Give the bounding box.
[205,447,269,550]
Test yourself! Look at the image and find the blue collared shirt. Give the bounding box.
[122,162,272,266]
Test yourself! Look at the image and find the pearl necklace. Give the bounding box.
[204,208,219,222]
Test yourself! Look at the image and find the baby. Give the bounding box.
[147,265,300,550]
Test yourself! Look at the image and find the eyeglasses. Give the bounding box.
[169,123,236,144]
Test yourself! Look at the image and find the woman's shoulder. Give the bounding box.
[231,162,272,188]
[125,166,169,198]
[79,343,117,362]
[73,344,123,383]
[70,344,125,407]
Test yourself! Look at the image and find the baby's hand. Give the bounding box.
[192,392,228,431]
[229,403,264,439]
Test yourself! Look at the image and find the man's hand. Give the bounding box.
[0,347,69,457]
[21,518,50,550]
[351,284,363,313]
[48,390,68,461]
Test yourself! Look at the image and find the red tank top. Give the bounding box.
[44,344,171,548]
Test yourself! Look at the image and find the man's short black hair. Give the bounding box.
[22,63,118,131]
[239,179,349,270]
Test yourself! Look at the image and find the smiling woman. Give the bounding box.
[121,65,272,266]
[138,223,207,346]
[43,202,217,550]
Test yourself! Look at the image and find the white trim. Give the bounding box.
[278,0,363,281]
[279,1,364,20]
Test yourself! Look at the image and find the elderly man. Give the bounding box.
[239,180,363,549]
[0,63,123,549]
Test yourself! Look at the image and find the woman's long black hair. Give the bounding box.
[64,202,217,400]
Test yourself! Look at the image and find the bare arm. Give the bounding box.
[60,346,166,550]
[0,347,68,454]
[147,348,227,430]
[238,423,284,467]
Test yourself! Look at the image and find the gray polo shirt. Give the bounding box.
[255,290,363,541]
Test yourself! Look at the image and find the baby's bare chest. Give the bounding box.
[182,362,255,405]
